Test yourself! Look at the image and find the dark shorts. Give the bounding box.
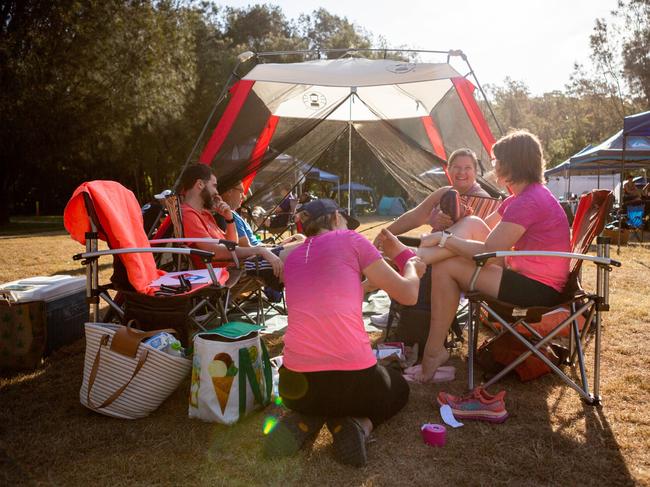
[498,269,564,307]
[279,364,409,427]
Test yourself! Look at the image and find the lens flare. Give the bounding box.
[274,396,283,406]
[263,416,278,435]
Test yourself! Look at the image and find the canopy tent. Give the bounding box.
[194,50,502,213]
[305,167,340,183]
[331,182,373,192]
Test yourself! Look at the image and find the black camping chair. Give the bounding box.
[64,181,240,344]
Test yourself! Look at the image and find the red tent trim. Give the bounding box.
[421,116,451,183]
[242,115,280,192]
[452,77,496,155]
[198,80,255,165]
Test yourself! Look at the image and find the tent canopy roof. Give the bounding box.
[624,110,650,137]
[244,58,462,87]
[305,167,340,183]
[332,182,374,192]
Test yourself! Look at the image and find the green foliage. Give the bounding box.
[1,1,647,224]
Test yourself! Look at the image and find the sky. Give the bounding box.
[216,0,619,95]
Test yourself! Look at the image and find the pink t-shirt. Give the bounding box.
[282,230,382,372]
[498,183,570,292]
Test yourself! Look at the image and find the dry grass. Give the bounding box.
[1,221,649,486]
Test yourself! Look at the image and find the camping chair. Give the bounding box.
[384,195,504,350]
[64,181,239,344]
[259,197,299,244]
[623,204,645,242]
[153,190,284,326]
[465,189,621,405]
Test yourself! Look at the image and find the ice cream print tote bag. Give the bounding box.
[80,322,192,419]
[189,322,272,424]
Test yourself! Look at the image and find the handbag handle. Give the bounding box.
[111,320,178,358]
[86,334,150,410]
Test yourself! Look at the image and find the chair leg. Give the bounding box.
[467,300,475,391]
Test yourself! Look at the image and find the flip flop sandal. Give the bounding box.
[263,411,325,458]
[326,417,368,467]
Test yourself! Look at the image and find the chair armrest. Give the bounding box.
[73,247,214,261]
[150,237,238,251]
[472,250,621,268]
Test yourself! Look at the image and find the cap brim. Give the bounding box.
[340,211,360,230]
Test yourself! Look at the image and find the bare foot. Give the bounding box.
[378,228,409,260]
[417,348,451,383]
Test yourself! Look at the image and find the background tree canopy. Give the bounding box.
[1,0,648,223]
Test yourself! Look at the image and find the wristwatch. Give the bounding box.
[224,217,235,224]
[438,230,452,248]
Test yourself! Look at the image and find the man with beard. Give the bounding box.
[179,164,283,278]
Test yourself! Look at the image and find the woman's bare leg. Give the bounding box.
[416,216,490,265]
[420,256,503,381]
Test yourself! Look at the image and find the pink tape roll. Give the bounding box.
[421,423,446,447]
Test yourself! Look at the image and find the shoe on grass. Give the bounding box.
[263,411,325,458]
[326,417,368,467]
[436,387,508,423]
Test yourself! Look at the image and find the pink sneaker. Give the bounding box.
[437,388,508,423]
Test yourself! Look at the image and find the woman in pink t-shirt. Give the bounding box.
[380,130,570,384]
[264,199,424,467]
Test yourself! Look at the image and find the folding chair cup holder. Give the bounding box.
[465,190,620,405]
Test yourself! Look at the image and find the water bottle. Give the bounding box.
[164,340,185,358]
[144,332,176,351]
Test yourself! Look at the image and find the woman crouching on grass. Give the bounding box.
[377,130,571,383]
[264,199,425,467]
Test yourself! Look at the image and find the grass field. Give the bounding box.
[1,219,649,486]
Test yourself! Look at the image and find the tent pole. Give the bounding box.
[348,88,356,215]
[455,51,504,136]
[618,134,627,254]
[172,52,255,192]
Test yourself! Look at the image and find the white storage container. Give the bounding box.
[0,275,88,367]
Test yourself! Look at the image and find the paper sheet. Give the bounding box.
[150,269,220,288]
[440,404,464,428]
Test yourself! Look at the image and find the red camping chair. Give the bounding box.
[64,181,238,344]
[466,189,621,405]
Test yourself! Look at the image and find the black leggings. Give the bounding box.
[279,364,409,427]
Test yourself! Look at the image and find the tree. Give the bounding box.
[0,1,199,221]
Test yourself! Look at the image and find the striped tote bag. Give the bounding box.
[80,323,191,419]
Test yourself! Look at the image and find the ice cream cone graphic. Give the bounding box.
[209,352,237,414]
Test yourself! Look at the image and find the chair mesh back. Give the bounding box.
[460,195,502,220]
[569,189,614,275]
[161,193,184,238]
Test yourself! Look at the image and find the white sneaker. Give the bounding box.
[370,311,391,327]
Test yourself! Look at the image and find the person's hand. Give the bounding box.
[430,211,452,231]
[213,196,233,221]
[373,232,385,250]
[405,256,426,279]
[261,248,283,279]
[419,232,442,247]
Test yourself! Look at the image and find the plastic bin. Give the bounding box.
[0,275,88,369]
